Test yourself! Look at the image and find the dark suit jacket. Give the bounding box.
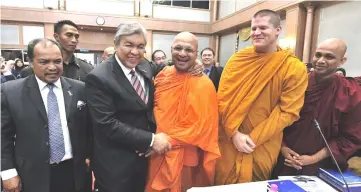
[208,66,223,91]
[1,75,90,192]
[85,55,160,192]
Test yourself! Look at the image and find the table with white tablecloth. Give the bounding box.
[188,176,338,192]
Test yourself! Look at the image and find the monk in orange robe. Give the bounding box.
[215,9,308,185]
[145,32,221,192]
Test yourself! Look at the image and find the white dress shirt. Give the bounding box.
[1,76,73,180]
[115,55,154,147]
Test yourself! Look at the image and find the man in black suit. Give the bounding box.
[85,22,176,192]
[201,47,223,91]
[1,38,89,192]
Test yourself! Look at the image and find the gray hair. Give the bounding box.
[114,22,147,46]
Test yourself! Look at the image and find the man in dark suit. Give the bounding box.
[85,22,174,192]
[1,38,89,192]
[201,47,223,91]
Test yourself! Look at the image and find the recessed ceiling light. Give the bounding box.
[100,28,103,31]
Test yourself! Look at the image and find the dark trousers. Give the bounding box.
[50,159,76,192]
[94,159,148,192]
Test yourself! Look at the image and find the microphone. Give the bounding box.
[312,119,350,192]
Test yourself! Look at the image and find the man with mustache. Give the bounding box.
[145,32,220,192]
[215,9,308,185]
[201,47,223,91]
[272,38,361,176]
[1,38,90,192]
[19,20,94,81]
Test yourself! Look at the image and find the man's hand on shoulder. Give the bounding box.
[188,60,204,76]
[2,175,22,192]
[232,131,255,153]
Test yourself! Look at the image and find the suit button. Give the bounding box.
[44,124,48,129]
[46,142,49,146]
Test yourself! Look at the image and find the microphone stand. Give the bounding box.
[312,119,350,192]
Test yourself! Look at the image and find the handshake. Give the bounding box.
[138,132,172,157]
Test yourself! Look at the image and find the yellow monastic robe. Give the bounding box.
[215,46,308,184]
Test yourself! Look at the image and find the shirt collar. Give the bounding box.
[35,75,62,91]
[203,65,212,71]
[115,54,135,75]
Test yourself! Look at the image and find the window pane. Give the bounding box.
[1,25,20,45]
[173,0,190,8]
[192,0,209,9]
[153,0,171,5]
[23,26,45,45]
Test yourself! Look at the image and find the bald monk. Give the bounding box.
[215,9,308,184]
[272,39,361,176]
[145,32,221,192]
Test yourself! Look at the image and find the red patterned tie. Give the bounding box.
[130,70,147,103]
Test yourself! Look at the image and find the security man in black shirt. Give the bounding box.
[19,20,93,81]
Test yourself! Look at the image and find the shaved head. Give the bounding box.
[312,38,348,78]
[102,46,115,61]
[171,32,198,73]
[173,32,198,49]
[317,38,347,58]
[253,9,281,27]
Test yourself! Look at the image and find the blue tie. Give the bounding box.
[204,69,210,76]
[47,84,65,163]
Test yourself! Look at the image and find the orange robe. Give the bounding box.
[146,66,221,192]
[215,47,308,184]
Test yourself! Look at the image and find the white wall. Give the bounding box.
[218,0,236,19]
[318,1,361,77]
[236,0,257,11]
[66,0,134,16]
[152,33,210,62]
[153,5,210,22]
[219,32,236,66]
[23,26,45,45]
[1,0,44,8]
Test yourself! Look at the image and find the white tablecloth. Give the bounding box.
[188,176,338,192]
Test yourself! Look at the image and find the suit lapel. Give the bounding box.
[60,77,73,120]
[26,75,48,122]
[111,56,146,108]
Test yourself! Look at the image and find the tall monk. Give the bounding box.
[272,39,361,176]
[215,9,308,184]
[145,32,221,192]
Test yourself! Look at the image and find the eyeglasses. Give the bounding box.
[172,46,196,54]
[155,56,166,61]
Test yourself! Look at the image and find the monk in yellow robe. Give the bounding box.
[145,32,221,192]
[215,9,308,184]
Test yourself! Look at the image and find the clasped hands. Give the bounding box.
[137,132,172,157]
[231,131,256,153]
[281,146,317,170]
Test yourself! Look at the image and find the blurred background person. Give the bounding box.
[13,58,25,78]
[151,50,167,65]
[335,67,346,76]
[102,46,115,63]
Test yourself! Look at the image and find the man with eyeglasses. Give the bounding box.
[145,31,220,192]
[85,23,204,192]
[151,50,167,65]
